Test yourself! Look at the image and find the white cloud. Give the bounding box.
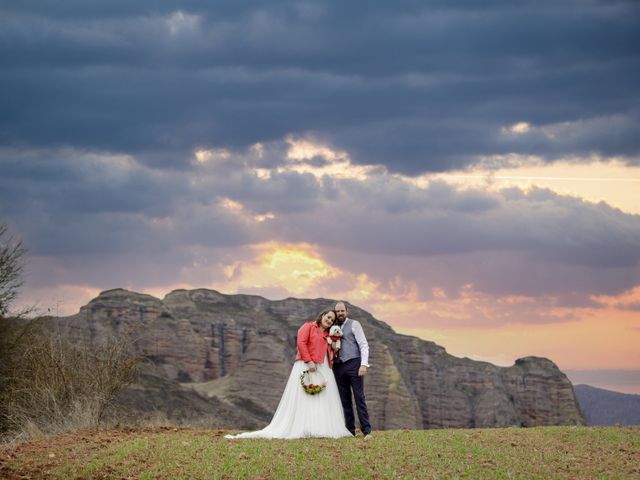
[282,136,379,180]
[502,122,531,134]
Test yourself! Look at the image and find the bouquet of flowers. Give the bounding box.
[327,325,343,353]
[300,369,326,395]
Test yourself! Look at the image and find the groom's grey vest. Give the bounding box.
[339,318,360,363]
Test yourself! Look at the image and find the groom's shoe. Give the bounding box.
[363,432,373,441]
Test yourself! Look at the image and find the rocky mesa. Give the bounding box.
[52,288,585,430]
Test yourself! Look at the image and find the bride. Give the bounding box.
[225,309,353,439]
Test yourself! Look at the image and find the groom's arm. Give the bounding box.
[352,321,370,374]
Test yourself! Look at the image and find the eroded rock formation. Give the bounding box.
[54,288,585,429]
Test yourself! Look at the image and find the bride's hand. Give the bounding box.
[306,361,317,372]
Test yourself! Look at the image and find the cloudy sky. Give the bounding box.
[2,1,639,392]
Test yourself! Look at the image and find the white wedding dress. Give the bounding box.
[225,353,352,439]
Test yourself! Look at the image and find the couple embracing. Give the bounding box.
[226,302,372,439]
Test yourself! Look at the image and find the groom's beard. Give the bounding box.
[335,315,346,325]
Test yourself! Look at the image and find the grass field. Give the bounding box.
[1,426,638,479]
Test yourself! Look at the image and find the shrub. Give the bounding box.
[0,318,142,440]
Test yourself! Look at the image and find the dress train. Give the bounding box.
[225,355,352,439]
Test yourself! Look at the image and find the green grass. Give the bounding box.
[2,426,639,479]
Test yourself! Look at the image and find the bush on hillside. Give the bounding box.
[0,318,142,440]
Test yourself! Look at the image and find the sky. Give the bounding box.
[1,1,639,393]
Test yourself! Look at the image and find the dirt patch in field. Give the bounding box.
[0,427,229,479]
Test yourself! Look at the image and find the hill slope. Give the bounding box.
[574,384,640,426]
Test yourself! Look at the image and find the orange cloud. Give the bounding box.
[592,286,640,311]
[397,305,640,371]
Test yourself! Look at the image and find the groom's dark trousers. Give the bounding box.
[333,357,371,436]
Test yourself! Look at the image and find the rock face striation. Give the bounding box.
[54,288,585,429]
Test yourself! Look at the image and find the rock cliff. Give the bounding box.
[53,288,585,429]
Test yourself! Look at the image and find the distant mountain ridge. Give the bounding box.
[573,384,640,426]
[49,288,585,429]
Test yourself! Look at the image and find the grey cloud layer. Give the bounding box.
[2,1,639,172]
[2,144,638,303]
[0,149,260,256]
[278,175,640,266]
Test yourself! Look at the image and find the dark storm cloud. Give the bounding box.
[0,148,261,256]
[1,1,639,172]
[0,148,185,217]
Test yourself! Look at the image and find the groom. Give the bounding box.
[332,301,372,439]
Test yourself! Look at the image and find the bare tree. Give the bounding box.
[0,223,26,317]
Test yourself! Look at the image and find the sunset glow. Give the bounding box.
[217,243,339,295]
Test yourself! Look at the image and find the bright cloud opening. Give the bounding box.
[218,197,275,223]
[220,243,339,295]
[502,121,532,134]
[283,136,379,180]
[405,156,640,214]
[194,148,231,164]
[286,136,348,162]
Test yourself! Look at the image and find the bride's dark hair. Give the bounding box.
[314,308,336,326]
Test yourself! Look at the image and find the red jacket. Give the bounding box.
[295,321,333,367]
